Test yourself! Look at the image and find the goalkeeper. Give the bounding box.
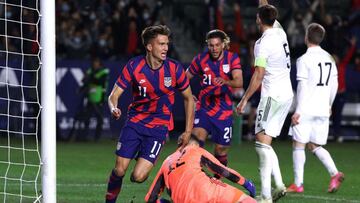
[145,135,256,203]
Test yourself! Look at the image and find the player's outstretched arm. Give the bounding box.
[178,86,195,148]
[108,84,124,120]
[145,167,166,203]
[200,150,256,197]
[236,66,265,114]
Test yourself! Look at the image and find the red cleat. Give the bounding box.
[287,184,304,193]
[328,172,345,193]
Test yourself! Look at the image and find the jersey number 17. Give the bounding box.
[317,62,332,86]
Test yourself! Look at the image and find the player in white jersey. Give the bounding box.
[236,1,292,202]
[287,23,344,194]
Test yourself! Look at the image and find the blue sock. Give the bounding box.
[105,170,123,203]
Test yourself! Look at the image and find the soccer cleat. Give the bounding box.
[328,172,344,193]
[255,196,273,203]
[272,186,286,202]
[287,183,304,193]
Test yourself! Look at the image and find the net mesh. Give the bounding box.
[0,0,42,202]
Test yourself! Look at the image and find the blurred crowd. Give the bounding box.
[56,0,164,60]
[0,1,39,56]
[2,0,359,64]
[203,0,360,69]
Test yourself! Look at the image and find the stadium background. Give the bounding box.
[2,0,360,202]
[55,0,360,201]
[53,0,360,141]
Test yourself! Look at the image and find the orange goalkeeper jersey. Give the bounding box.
[145,145,246,203]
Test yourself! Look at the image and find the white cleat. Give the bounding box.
[272,186,286,202]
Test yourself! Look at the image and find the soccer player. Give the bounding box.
[287,23,344,194]
[105,25,195,203]
[186,29,243,168]
[145,135,256,203]
[236,0,293,202]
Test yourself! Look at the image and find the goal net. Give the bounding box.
[0,0,42,202]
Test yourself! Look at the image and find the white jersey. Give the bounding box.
[296,46,338,117]
[254,21,293,101]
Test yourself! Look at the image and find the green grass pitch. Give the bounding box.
[1,138,360,202]
[57,139,360,203]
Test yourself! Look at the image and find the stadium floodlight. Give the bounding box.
[0,0,56,202]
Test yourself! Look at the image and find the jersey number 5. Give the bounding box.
[317,62,332,86]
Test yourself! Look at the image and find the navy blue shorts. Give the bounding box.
[115,121,168,164]
[194,109,233,146]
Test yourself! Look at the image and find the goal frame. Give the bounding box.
[40,0,56,202]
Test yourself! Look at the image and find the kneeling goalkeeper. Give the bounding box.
[145,135,256,203]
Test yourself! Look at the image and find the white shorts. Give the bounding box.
[255,97,292,137]
[290,116,329,145]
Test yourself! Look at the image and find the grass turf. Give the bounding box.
[57,139,360,203]
[1,138,360,202]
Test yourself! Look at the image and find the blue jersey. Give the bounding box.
[116,55,189,130]
[187,50,241,120]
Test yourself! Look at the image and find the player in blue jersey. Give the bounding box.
[186,29,243,169]
[105,25,195,203]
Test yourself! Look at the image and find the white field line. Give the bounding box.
[57,183,360,202]
[5,182,360,202]
[289,194,360,202]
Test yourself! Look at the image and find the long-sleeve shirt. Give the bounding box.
[145,145,246,203]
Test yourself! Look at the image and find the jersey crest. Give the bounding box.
[164,76,172,87]
[222,64,230,73]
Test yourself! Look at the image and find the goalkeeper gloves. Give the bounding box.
[243,179,256,197]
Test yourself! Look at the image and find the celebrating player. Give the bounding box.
[287,23,344,194]
[186,29,243,168]
[105,25,194,203]
[145,134,256,203]
[236,0,293,202]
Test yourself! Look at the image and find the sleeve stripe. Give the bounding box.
[116,80,127,89]
[255,57,267,68]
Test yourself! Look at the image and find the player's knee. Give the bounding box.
[308,143,320,152]
[293,141,305,149]
[192,128,207,141]
[215,144,229,155]
[113,167,126,177]
[130,172,148,183]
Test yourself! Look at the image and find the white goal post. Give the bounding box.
[40,0,56,202]
[0,0,55,202]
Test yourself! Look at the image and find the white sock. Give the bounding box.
[270,147,285,189]
[313,146,338,176]
[293,148,306,187]
[255,141,272,199]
